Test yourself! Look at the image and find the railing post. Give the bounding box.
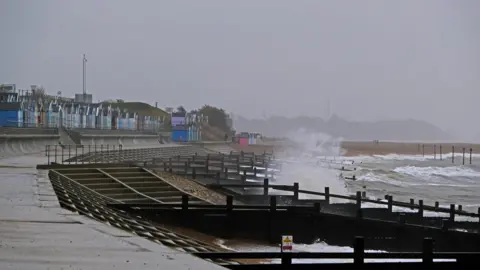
[353,236,365,265]
[68,145,71,164]
[325,187,330,204]
[452,146,455,163]
[75,145,78,164]
[54,145,58,163]
[422,238,433,264]
[410,198,415,210]
[61,146,64,164]
[47,145,50,164]
[435,201,439,210]
[440,145,442,160]
[462,148,465,165]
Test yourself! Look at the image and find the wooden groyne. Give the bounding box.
[40,146,480,268]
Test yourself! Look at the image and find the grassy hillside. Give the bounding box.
[101,102,168,117]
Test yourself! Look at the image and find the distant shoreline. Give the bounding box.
[342,141,480,157]
[231,141,480,157]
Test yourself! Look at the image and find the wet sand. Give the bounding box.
[341,141,480,157]
[230,141,480,157]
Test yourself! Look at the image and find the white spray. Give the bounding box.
[275,129,349,200]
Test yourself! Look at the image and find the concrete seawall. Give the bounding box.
[0,135,60,158]
[79,135,161,147]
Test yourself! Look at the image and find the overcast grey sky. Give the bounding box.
[1,0,479,136]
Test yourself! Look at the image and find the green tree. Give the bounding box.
[198,105,231,133]
[176,106,187,114]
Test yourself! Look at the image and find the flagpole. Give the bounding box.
[83,54,87,95]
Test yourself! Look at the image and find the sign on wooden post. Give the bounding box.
[281,235,293,252]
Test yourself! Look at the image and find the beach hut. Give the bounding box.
[172,125,188,142]
[102,105,112,130]
[127,112,136,130]
[0,102,23,127]
[48,103,60,128]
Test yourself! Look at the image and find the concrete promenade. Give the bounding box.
[0,154,225,270]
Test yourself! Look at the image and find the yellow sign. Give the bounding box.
[281,235,293,252]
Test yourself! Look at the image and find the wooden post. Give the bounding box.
[182,195,189,211]
[435,201,439,210]
[449,204,455,222]
[216,172,221,184]
[192,167,196,179]
[410,198,414,210]
[418,200,424,217]
[463,148,466,165]
[353,236,365,265]
[313,202,321,213]
[226,195,233,212]
[470,148,473,165]
[433,144,436,159]
[269,196,277,212]
[265,162,269,178]
[263,178,269,196]
[324,187,330,204]
[439,145,442,160]
[356,191,362,218]
[387,195,393,212]
[452,146,455,163]
[422,144,425,157]
[422,238,433,264]
[293,182,299,201]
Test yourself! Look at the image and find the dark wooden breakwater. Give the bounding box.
[42,146,480,268]
[90,152,476,252]
[194,237,480,269]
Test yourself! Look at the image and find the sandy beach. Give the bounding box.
[341,141,480,157]
[232,141,480,157]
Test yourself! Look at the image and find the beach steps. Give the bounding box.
[50,167,209,205]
